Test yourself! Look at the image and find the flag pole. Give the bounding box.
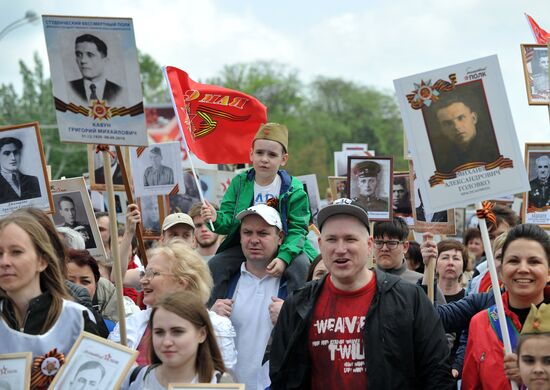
[162,66,214,230]
[101,149,127,346]
[476,201,517,390]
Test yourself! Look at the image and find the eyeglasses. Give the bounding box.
[373,240,402,250]
[140,269,172,281]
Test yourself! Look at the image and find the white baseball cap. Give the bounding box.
[236,204,282,230]
[162,213,195,232]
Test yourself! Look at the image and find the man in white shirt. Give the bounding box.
[210,204,306,390]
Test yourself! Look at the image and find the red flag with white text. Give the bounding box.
[525,14,550,44]
[165,66,267,164]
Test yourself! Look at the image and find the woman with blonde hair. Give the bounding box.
[0,211,99,357]
[109,239,236,370]
[123,291,226,388]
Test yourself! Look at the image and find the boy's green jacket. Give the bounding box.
[212,168,318,263]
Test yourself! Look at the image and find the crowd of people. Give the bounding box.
[1,122,550,390]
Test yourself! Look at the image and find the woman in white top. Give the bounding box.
[122,291,226,389]
[0,209,99,387]
[109,239,237,370]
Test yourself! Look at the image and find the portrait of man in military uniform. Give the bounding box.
[528,154,550,210]
[348,158,391,216]
[143,146,174,187]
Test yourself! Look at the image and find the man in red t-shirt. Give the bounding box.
[270,198,454,389]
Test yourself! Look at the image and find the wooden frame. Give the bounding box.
[347,156,393,221]
[168,384,245,390]
[522,143,550,226]
[328,176,347,200]
[49,332,137,390]
[0,122,54,217]
[0,352,32,390]
[51,177,108,262]
[520,44,550,105]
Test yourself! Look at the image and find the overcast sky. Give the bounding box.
[1,0,549,149]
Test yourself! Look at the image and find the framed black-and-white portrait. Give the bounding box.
[49,332,137,390]
[168,170,208,214]
[347,156,393,221]
[131,142,184,197]
[88,144,127,191]
[328,176,347,201]
[393,172,414,226]
[0,122,53,217]
[523,143,550,226]
[51,177,107,262]
[334,150,373,176]
[0,352,32,390]
[521,44,549,105]
[138,195,167,240]
[296,174,321,222]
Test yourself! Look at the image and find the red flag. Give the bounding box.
[525,13,550,44]
[165,66,267,164]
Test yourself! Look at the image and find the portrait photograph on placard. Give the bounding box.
[138,195,166,239]
[42,15,147,146]
[347,156,393,221]
[393,172,414,226]
[394,55,529,213]
[334,150,372,176]
[130,142,184,197]
[87,144,126,192]
[51,177,107,262]
[0,122,53,217]
[409,162,456,234]
[520,44,549,105]
[168,170,209,214]
[49,332,137,390]
[328,176,347,200]
[523,143,550,226]
[0,352,32,390]
[296,174,321,221]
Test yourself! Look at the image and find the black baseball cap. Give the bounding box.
[317,198,370,232]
